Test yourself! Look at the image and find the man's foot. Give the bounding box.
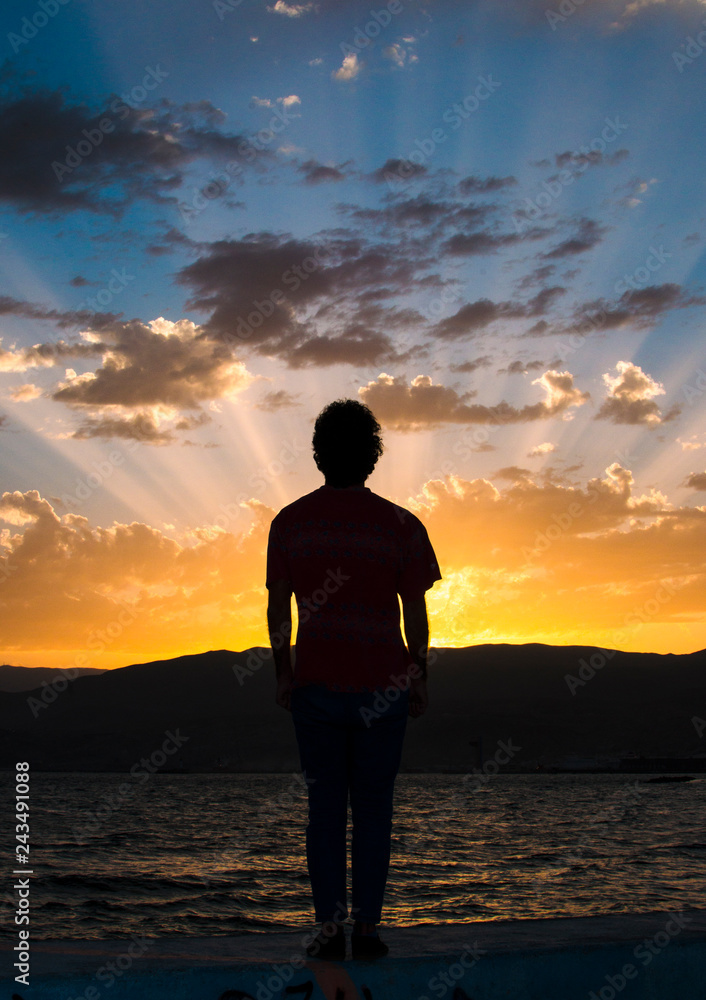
[351,922,389,959]
[305,921,346,961]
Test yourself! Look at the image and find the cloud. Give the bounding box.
[679,435,706,451]
[441,227,546,256]
[528,441,557,457]
[5,317,255,442]
[449,356,492,374]
[528,283,705,337]
[8,383,41,401]
[70,411,179,445]
[383,44,406,67]
[541,218,608,259]
[358,369,588,430]
[457,175,517,195]
[596,360,677,426]
[0,333,107,373]
[493,465,533,482]
[0,88,264,216]
[343,195,492,234]
[254,389,301,411]
[433,288,566,340]
[614,175,657,208]
[298,159,349,184]
[498,359,547,375]
[554,148,629,170]
[267,0,316,15]
[50,318,252,411]
[0,490,274,659]
[368,158,428,183]
[175,231,430,367]
[516,264,557,290]
[404,462,706,649]
[684,472,706,493]
[333,53,361,81]
[684,472,706,491]
[0,294,121,336]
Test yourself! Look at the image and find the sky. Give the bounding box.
[1,0,706,669]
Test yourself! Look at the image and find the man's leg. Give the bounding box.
[348,687,409,926]
[290,684,349,923]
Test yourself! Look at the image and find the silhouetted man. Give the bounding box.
[266,399,441,960]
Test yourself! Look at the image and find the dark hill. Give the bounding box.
[0,664,105,692]
[1,644,704,772]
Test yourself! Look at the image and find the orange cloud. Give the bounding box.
[407,466,705,652]
[0,490,272,668]
[359,369,589,430]
[2,463,705,670]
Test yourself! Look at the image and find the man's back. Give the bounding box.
[266,484,441,692]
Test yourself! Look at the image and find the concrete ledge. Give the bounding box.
[7,909,706,1000]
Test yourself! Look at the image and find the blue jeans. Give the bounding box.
[290,682,409,925]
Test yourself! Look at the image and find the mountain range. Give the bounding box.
[1,644,704,772]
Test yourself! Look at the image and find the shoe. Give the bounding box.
[351,931,389,960]
[305,922,346,961]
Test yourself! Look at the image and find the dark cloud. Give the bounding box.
[498,359,547,375]
[433,287,565,340]
[577,283,705,333]
[449,356,492,373]
[441,222,549,256]
[525,283,706,337]
[342,196,492,234]
[255,389,301,411]
[71,412,175,445]
[368,158,428,184]
[0,295,118,330]
[0,87,263,216]
[493,465,533,481]
[457,175,517,195]
[176,231,431,367]
[284,329,397,368]
[542,218,608,260]
[555,148,629,170]
[298,159,350,184]
[684,472,706,491]
[516,263,557,290]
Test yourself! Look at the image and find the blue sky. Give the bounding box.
[2,0,706,663]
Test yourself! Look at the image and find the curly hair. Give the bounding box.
[312,399,383,487]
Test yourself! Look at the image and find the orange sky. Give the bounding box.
[2,456,705,670]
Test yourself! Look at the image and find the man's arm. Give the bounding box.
[267,578,294,711]
[402,595,430,718]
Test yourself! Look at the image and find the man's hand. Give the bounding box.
[276,672,294,712]
[408,676,428,718]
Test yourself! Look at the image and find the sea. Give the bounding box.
[3,771,705,940]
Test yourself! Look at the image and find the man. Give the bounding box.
[266,399,441,960]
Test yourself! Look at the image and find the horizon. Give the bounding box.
[6,638,706,674]
[2,0,706,670]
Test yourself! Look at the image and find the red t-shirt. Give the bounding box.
[266,485,442,692]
